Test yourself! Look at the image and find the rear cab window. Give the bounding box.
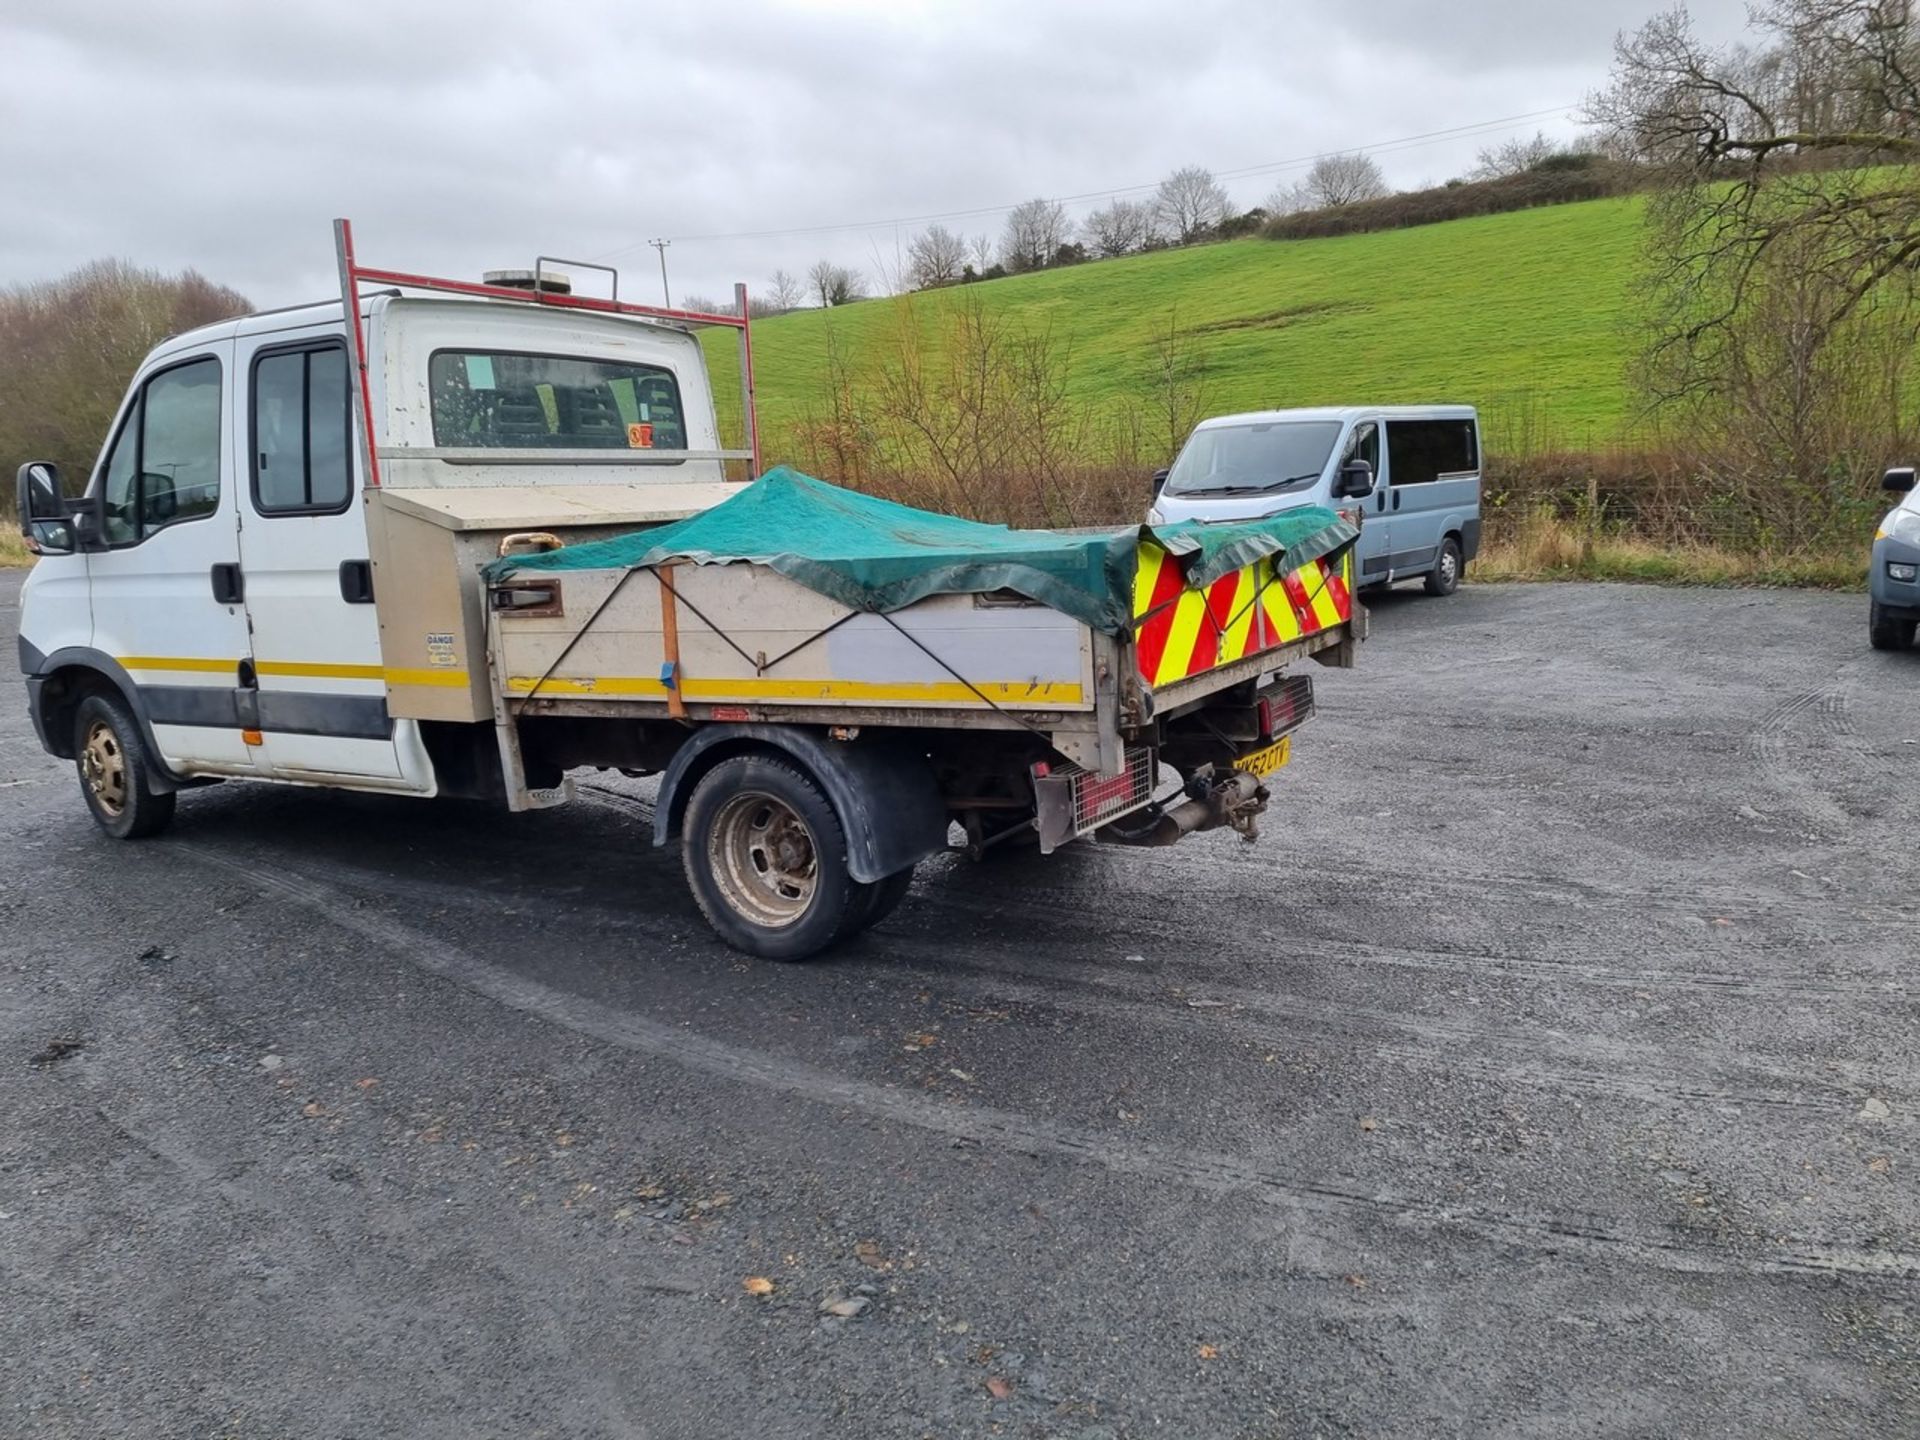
[1385,418,1479,485]
[253,342,352,514]
[427,350,688,456]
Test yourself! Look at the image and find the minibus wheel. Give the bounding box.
[1425,536,1463,597]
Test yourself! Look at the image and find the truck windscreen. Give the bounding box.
[427,350,688,453]
[1163,420,1342,498]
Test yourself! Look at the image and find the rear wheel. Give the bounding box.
[841,865,916,939]
[1870,601,1917,652]
[73,692,176,840]
[681,755,858,960]
[1424,535,1463,597]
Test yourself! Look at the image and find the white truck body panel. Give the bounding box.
[494,563,1097,714]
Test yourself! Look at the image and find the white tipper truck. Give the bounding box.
[15,223,1365,959]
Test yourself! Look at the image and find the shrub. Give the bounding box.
[1263,162,1647,241]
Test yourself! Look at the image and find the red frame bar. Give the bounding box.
[335,219,385,491]
[333,218,761,486]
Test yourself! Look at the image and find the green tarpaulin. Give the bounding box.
[485,466,1356,637]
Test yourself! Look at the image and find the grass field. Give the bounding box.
[712,195,1647,458]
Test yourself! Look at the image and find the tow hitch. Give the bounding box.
[1098,767,1269,848]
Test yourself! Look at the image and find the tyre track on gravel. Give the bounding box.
[182,841,1920,1284]
[266,787,1919,1117]
[1746,676,1872,827]
[242,841,1905,1117]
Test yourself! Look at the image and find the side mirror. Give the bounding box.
[16,461,74,555]
[1150,467,1170,497]
[17,461,60,524]
[1335,458,1375,499]
[1883,466,1916,494]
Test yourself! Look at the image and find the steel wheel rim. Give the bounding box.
[708,790,818,928]
[81,719,127,817]
[1440,549,1458,586]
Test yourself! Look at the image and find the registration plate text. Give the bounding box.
[1235,735,1291,778]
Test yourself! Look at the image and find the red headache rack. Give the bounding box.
[331,217,761,492]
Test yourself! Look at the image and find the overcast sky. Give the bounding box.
[1,0,1753,310]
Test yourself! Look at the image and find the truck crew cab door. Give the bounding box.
[235,326,428,789]
[85,344,265,777]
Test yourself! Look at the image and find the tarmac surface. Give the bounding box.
[2,570,1917,1439]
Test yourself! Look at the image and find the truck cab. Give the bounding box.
[18,282,746,814]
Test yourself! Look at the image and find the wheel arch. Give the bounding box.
[21,644,186,790]
[652,724,947,884]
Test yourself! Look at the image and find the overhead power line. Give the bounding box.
[593,104,1576,259]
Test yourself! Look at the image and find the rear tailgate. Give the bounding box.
[1130,534,1357,713]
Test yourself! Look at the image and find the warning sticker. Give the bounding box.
[425,632,457,668]
[626,422,655,449]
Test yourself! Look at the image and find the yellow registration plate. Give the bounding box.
[1235,735,1291,778]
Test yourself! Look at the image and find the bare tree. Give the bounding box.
[969,233,995,273]
[0,260,250,489]
[1261,181,1310,217]
[1084,198,1157,257]
[1000,198,1071,273]
[1151,309,1210,460]
[907,224,968,289]
[1586,0,1920,536]
[1470,130,1562,180]
[767,268,804,312]
[807,259,866,307]
[1299,152,1390,208]
[1152,166,1231,243]
[1588,2,1920,393]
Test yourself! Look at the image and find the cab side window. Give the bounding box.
[98,356,223,546]
[253,343,352,514]
[1384,419,1479,485]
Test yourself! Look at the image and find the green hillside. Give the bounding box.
[712,195,1646,458]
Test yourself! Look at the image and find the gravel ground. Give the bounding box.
[1,571,1916,1440]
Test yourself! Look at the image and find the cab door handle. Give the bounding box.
[1391,491,1402,511]
[339,559,375,604]
[210,563,243,604]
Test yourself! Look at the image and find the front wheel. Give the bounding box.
[681,755,859,960]
[73,692,176,839]
[1424,535,1463,597]
[1870,601,1917,652]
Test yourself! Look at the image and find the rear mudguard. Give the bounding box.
[652,724,948,884]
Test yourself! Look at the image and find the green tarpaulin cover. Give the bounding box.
[486,466,1356,637]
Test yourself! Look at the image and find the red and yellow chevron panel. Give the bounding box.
[1131,542,1352,688]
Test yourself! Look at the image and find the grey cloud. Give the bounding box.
[2,0,1754,309]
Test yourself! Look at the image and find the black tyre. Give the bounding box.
[841,865,916,938]
[72,691,176,840]
[1424,535,1463,597]
[681,754,858,961]
[1869,601,1917,652]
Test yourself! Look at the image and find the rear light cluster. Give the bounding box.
[1031,747,1157,853]
[1257,674,1316,740]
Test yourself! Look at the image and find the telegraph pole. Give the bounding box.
[648,238,672,308]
